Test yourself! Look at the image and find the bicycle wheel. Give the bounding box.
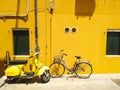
[75,62,92,79]
[49,62,65,78]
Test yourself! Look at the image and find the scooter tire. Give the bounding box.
[7,77,18,83]
[41,70,50,83]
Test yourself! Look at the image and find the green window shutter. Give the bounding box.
[106,31,120,55]
[13,29,29,55]
[106,32,113,55]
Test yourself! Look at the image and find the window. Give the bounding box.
[106,30,120,55]
[13,28,29,55]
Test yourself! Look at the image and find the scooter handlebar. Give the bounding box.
[29,56,33,59]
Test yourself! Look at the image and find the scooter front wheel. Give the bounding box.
[41,70,50,83]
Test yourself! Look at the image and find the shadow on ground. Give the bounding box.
[111,79,120,86]
[0,77,43,88]
[5,77,42,85]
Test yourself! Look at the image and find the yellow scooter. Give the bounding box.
[4,51,50,83]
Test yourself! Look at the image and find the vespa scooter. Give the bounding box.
[4,51,50,83]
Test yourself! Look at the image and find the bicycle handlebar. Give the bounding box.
[60,49,68,56]
[63,53,68,56]
[60,49,64,52]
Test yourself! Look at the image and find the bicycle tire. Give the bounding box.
[49,62,65,78]
[75,62,92,79]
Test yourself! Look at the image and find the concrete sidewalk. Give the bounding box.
[0,74,120,90]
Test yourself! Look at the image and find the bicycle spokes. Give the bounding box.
[75,62,92,79]
[49,50,93,78]
[49,62,65,78]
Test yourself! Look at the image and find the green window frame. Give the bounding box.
[106,30,120,55]
[13,28,29,55]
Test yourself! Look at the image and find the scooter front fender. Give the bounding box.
[37,66,49,76]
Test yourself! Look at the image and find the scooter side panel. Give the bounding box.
[5,66,21,76]
[37,66,49,76]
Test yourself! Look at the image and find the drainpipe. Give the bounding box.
[34,0,40,52]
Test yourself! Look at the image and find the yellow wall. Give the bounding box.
[0,0,120,75]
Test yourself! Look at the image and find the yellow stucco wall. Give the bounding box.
[0,0,120,75]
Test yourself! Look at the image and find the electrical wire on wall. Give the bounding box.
[0,0,28,21]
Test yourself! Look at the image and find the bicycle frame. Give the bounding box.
[59,51,78,73]
[59,50,91,73]
[60,59,71,71]
[50,50,93,78]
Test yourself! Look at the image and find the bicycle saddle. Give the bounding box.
[75,56,81,59]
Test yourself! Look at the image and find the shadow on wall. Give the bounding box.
[0,59,5,77]
[75,0,96,16]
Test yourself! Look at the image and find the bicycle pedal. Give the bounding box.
[67,72,71,74]
[67,72,70,74]
[68,71,74,74]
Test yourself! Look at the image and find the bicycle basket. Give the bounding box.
[53,55,62,62]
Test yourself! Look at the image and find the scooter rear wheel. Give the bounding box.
[7,77,18,83]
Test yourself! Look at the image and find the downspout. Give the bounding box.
[34,0,40,52]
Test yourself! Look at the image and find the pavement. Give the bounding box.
[0,74,120,90]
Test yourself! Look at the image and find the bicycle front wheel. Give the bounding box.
[49,62,65,78]
[75,62,92,79]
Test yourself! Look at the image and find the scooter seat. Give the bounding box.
[9,60,28,65]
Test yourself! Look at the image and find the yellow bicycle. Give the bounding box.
[49,50,93,79]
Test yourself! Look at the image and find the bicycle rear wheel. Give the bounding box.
[75,62,92,79]
[49,62,65,78]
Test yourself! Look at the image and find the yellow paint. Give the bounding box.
[5,65,23,76]
[0,0,120,75]
[37,66,49,76]
[5,51,49,77]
